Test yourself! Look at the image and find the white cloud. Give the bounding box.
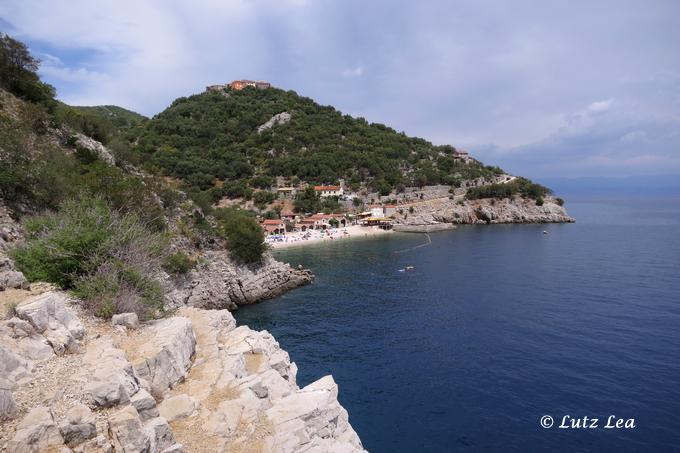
[341,66,364,77]
[588,98,614,113]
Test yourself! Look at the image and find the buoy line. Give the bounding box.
[394,233,432,254]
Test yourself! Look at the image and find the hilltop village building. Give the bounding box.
[229,80,271,90]
[206,80,272,92]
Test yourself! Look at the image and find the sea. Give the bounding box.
[234,198,680,452]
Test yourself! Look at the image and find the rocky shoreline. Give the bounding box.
[393,195,574,226]
[0,291,366,452]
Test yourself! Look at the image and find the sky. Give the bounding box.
[1,0,679,180]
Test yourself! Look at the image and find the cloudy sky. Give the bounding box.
[1,0,679,179]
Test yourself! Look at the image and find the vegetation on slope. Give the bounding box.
[11,196,167,319]
[131,87,505,202]
[0,34,269,319]
[465,177,551,201]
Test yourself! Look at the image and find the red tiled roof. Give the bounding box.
[314,185,341,191]
[262,219,284,225]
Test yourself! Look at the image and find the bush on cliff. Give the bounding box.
[214,208,266,264]
[11,196,168,319]
[163,251,196,275]
[465,177,551,201]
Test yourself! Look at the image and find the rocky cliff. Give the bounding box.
[393,195,574,226]
[0,290,365,452]
[167,252,313,311]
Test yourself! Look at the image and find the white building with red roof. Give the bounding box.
[313,185,343,198]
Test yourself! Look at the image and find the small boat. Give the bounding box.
[543,230,548,235]
[405,266,415,271]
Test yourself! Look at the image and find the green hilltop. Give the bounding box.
[131,86,507,196]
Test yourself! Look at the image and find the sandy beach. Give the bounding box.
[266,224,392,249]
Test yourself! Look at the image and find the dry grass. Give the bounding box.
[244,353,264,374]
[170,415,223,453]
[204,385,240,411]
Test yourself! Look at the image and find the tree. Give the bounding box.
[294,187,321,214]
[0,33,56,105]
[217,211,267,263]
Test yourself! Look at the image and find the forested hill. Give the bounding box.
[132,86,507,196]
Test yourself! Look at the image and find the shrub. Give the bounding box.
[163,252,196,275]
[214,208,266,263]
[535,196,544,206]
[555,197,564,206]
[253,191,276,209]
[11,196,168,319]
[465,177,551,201]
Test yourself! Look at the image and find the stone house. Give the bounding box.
[262,219,286,235]
[314,185,343,198]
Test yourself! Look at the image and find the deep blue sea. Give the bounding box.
[235,198,680,452]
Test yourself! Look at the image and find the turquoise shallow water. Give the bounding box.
[235,199,680,452]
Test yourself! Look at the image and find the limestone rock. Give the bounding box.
[107,405,150,453]
[172,251,313,310]
[131,388,160,421]
[5,317,34,338]
[83,337,140,407]
[112,312,140,329]
[222,326,297,383]
[73,132,116,165]
[257,111,291,134]
[7,406,65,453]
[72,435,112,453]
[145,417,177,452]
[265,376,365,453]
[0,344,33,384]
[157,394,199,422]
[393,195,574,226]
[0,269,28,290]
[132,317,196,398]
[59,404,96,446]
[0,378,17,420]
[15,292,85,355]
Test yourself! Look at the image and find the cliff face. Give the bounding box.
[393,195,574,226]
[0,290,365,452]
[167,251,313,311]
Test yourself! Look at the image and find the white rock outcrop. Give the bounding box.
[394,195,574,226]
[170,251,313,311]
[14,292,85,355]
[1,293,365,453]
[257,112,291,134]
[112,312,139,329]
[132,317,196,398]
[83,337,141,408]
[73,132,116,165]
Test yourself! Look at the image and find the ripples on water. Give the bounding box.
[235,199,680,452]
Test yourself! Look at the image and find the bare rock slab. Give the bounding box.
[133,317,196,398]
[14,291,85,355]
[112,312,139,329]
[108,405,150,453]
[83,337,140,407]
[7,406,64,453]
